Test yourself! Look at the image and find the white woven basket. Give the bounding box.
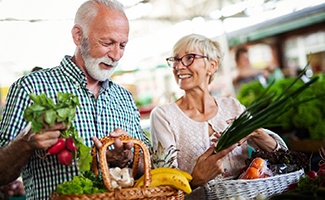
[204,169,304,200]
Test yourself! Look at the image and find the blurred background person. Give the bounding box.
[232,46,270,93]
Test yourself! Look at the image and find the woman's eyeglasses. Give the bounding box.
[166,54,208,68]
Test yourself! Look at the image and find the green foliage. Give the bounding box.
[270,173,325,199]
[56,173,108,195]
[237,73,325,140]
[237,80,265,106]
[24,92,80,133]
[60,127,92,172]
[23,93,92,171]
[215,66,325,153]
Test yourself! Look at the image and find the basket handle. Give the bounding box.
[91,135,151,191]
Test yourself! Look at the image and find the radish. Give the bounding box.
[317,168,325,178]
[66,138,77,151]
[57,149,73,166]
[306,170,318,180]
[46,138,66,156]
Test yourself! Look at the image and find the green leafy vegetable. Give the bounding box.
[215,63,325,153]
[56,173,108,195]
[24,92,80,133]
[238,73,325,140]
[23,92,92,172]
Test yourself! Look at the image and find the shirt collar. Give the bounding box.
[60,55,113,90]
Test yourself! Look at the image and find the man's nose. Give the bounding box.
[108,45,123,61]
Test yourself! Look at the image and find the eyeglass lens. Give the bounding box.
[167,54,195,67]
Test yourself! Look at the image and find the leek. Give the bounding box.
[215,63,325,153]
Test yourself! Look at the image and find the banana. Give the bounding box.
[134,168,192,187]
[134,170,192,194]
[150,167,193,181]
[135,167,192,186]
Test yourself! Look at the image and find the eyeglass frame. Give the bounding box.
[166,53,209,68]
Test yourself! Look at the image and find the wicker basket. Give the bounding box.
[51,135,184,200]
[204,169,304,200]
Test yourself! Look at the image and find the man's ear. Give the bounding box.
[71,24,83,45]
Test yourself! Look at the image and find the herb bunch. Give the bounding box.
[215,64,325,153]
[23,92,92,172]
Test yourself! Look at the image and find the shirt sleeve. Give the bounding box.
[0,79,31,146]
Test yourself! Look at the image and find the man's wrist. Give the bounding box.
[109,159,133,168]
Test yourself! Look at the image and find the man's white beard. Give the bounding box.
[80,37,118,81]
[84,57,118,81]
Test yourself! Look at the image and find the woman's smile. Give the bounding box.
[178,74,192,79]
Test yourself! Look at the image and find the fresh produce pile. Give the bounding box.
[53,135,193,196]
[269,147,325,199]
[247,149,309,173]
[56,171,107,194]
[23,92,92,171]
[55,166,192,195]
[237,73,325,140]
[215,65,325,153]
[239,157,271,179]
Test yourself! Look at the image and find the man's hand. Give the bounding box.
[0,179,25,199]
[92,128,134,168]
[18,122,66,151]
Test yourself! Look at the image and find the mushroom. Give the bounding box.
[117,168,134,188]
[109,167,134,188]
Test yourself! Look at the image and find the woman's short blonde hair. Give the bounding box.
[172,34,224,83]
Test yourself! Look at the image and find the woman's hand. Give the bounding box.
[238,128,277,151]
[237,128,263,146]
[225,117,277,151]
[190,144,236,189]
[92,128,134,168]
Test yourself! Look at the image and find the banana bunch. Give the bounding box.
[134,167,192,194]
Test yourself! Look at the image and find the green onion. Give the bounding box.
[214,62,325,153]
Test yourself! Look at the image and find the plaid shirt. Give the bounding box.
[0,55,150,199]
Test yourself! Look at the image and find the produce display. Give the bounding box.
[247,149,309,173]
[51,135,192,199]
[237,149,308,180]
[269,147,325,199]
[237,72,325,140]
[215,65,325,153]
[23,92,92,171]
[239,157,271,179]
[55,171,107,195]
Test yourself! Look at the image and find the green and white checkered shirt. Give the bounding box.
[0,55,150,199]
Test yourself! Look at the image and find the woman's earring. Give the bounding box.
[208,72,212,76]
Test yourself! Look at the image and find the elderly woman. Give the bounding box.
[149,34,287,199]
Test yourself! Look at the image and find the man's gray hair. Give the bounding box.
[74,0,125,35]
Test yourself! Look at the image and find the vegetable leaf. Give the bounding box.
[215,62,325,153]
[24,92,91,172]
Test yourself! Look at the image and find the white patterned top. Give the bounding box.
[149,97,287,199]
